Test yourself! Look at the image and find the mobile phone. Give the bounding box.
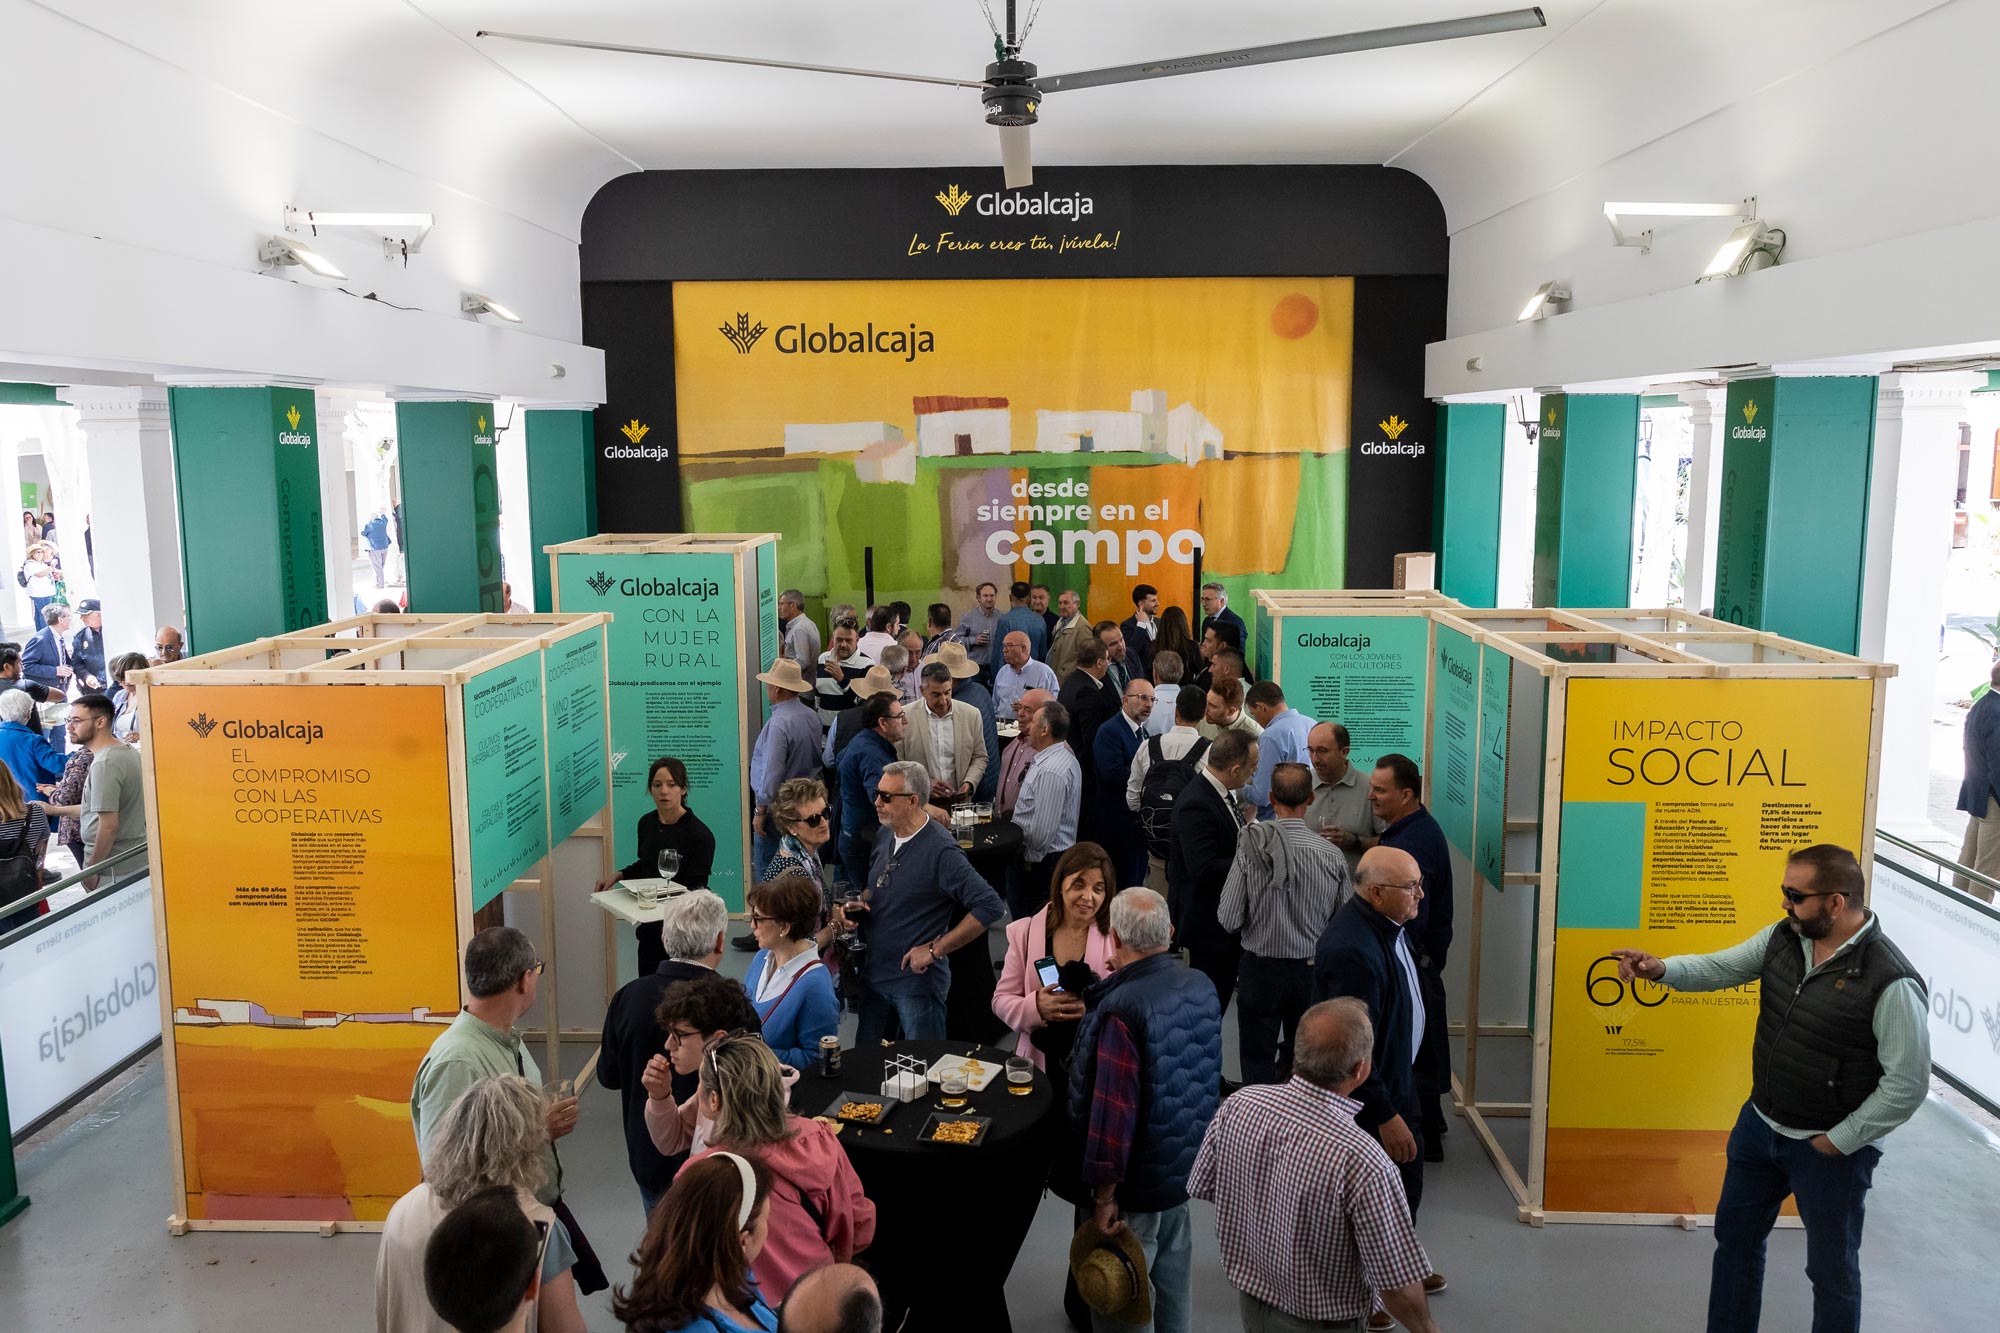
[1034,956,1061,990]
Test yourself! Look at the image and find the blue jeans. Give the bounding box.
[1090,1202,1192,1333]
[639,1185,662,1220]
[853,985,946,1048]
[752,827,779,881]
[1708,1099,1881,1333]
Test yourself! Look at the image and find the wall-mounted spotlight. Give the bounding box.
[461,292,523,323]
[1517,281,1571,322]
[259,235,346,279]
[1698,221,1786,281]
[1603,199,1754,254]
[284,206,435,259]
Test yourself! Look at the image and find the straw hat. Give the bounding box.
[1069,1219,1151,1325]
[848,664,900,699]
[921,640,980,679]
[755,658,810,694]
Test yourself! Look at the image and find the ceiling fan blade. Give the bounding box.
[1033,6,1546,95]
[998,125,1033,190]
[476,30,990,91]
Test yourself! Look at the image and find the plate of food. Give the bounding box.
[821,1093,894,1126]
[918,1113,992,1147]
[925,1055,1004,1092]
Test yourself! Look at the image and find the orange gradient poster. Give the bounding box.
[150,684,458,1223]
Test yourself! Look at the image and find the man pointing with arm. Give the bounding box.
[1610,843,1929,1333]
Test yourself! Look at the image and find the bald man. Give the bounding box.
[779,1263,882,1333]
[993,686,1054,821]
[152,626,185,664]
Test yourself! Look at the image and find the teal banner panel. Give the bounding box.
[463,654,548,910]
[1556,801,1647,928]
[395,401,494,614]
[559,551,746,908]
[1476,644,1511,886]
[524,411,596,613]
[755,542,778,728]
[1533,393,1639,608]
[544,626,608,844]
[168,386,328,651]
[1431,625,1479,856]
[1438,403,1505,607]
[1272,614,1431,773]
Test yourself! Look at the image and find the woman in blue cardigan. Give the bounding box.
[742,874,839,1070]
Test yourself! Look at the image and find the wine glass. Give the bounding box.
[657,848,681,884]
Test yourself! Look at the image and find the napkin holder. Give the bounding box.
[880,1053,929,1103]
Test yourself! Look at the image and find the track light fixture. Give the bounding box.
[1698,221,1786,281]
[461,293,523,323]
[258,236,345,280]
[1517,281,1571,322]
[1603,199,1755,255]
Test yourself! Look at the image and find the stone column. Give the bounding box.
[1859,371,1982,838]
[57,386,183,661]
[1677,387,1725,616]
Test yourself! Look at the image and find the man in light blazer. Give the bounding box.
[898,661,989,804]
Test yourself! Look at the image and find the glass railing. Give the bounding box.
[0,844,151,945]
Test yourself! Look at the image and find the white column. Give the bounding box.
[316,391,365,620]
[57,386,182,662]
[1678,386,1726,616]
[1859,371,1983,838]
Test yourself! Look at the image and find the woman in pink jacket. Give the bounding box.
[991,841,1118,1072]
[682,1035,875,1305]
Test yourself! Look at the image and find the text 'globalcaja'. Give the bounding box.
[615,577,722,598]
[1296,632,1374,650]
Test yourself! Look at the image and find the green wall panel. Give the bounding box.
[1532,393,1638,608]
[396,401,495,614]
[523,410,595,613]
[1437,402,1505,607]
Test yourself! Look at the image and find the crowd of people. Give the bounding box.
[387,582,1929,1333]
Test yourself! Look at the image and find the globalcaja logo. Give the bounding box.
[188,711,220,739]
[936,183,974,217]
[720,313,768,354]
[1742,398,1760,424]
[1358,409,1423,458]
[278,403,311,448]
[585,570,616,596]
[286,405,301,430]
[1732,395,1768,442]
[1984,1000,2000,1055]
[620,419,651,444]
[1545,404,1557,428]
[1379,414,1409,440]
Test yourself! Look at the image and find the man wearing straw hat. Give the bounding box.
[749,656,825,902]
[923,639,1001,805]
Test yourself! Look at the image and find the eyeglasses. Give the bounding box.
[873,789,916,804]
[664,1027,705,1048]
[797,810,828,827]
[1780,887,1838,905]
[525,960,546,976]
[747,913,777,927]
[1385,878,1424,895]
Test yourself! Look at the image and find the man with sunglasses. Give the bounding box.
[837,759,1005,1047]
[836,693,909,880]
[1610,844,1928,1333]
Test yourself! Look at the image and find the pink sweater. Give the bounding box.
[688,1117,876,1303]
[991,907,1115,1071]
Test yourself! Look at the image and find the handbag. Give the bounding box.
[0,803,45,914]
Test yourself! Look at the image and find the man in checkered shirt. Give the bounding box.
[1189,998,1441,1333]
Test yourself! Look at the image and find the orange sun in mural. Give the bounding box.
[1270,293,1319,339]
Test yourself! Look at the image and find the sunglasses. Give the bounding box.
[1780,887,1838,905]
[796,810,828,827]
[873,789,916,804]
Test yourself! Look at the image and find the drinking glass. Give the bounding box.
[939,1071,969,1108]
[657,848,681,883]
[975,801,994,824]
[1006,1056,1033,1095]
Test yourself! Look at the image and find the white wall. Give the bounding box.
[0,0,620,401]
[1413,0,2000,396]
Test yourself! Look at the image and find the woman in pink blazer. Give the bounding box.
[992,841,1119,1071]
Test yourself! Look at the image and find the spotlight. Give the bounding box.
[1517,282,1571,322]
[1699,221,1786,281]
[461,293,523,323]
[258,236,345,279]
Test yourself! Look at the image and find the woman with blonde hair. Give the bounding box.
[0,764,49,933]
[682,1034,873,1305]
[375,1074,585,1333]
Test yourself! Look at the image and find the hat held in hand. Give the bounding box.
[1069,1218,1151,1325]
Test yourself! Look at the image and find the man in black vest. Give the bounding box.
[1612,844,1929,1333]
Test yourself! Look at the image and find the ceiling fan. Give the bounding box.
[479,4,1547,189]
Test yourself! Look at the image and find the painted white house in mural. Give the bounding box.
[914,396,1011,457]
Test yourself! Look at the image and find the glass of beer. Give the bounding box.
[952,803,975,848]
[940,1071,969,1108]
[1006,1056,1033,1095]
[975,801,994,824]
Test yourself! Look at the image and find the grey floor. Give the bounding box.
[8,938,2000,1332]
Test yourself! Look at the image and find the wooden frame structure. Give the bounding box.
[134,612,611,1233]
[1256,593,1895,1227]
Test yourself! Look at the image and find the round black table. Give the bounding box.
[947,821,1023,1046]
[790,1037,1053,1333]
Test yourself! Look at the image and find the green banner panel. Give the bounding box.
[559,551,747,908]
[524,411,596,613]
[395,401,495,614]
[168,386,328,652]
[0,383,58,406]
[1431,625,1479,856]
[544,626,608,844]
[1555,801,1647,929]
[755,542,778,728]
[1476,643,1511,886]
[1533,393,1639,608]
[1714,377,1875,652]
[1273,614,1430,773]
[1437,403,1505,607]
[463,654,549,910]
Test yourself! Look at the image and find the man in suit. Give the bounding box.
[898,662,989,806]
[1091,677,1155,889]
[69,598,107,692]
[1167,727,1259,1018]
[1045,589,1091,681]
[1118,583,1160,681]
[21,603,73,698]
[1197,581,1247,656]
[1056,636,1119,835]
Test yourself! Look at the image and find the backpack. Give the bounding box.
[14,564,24,588]
[1138,735,1210,860]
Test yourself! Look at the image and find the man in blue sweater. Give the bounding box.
[836,693,907,877]
[838,759,1005,1047]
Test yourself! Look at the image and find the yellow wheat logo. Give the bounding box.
[1742,398,1759,425]
[285,405,301,430]
[1379,415,1409,440]
[1545,405,1557,428]
[936,184,973,217]
[477,414,489,433]
[621,419,651,444]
